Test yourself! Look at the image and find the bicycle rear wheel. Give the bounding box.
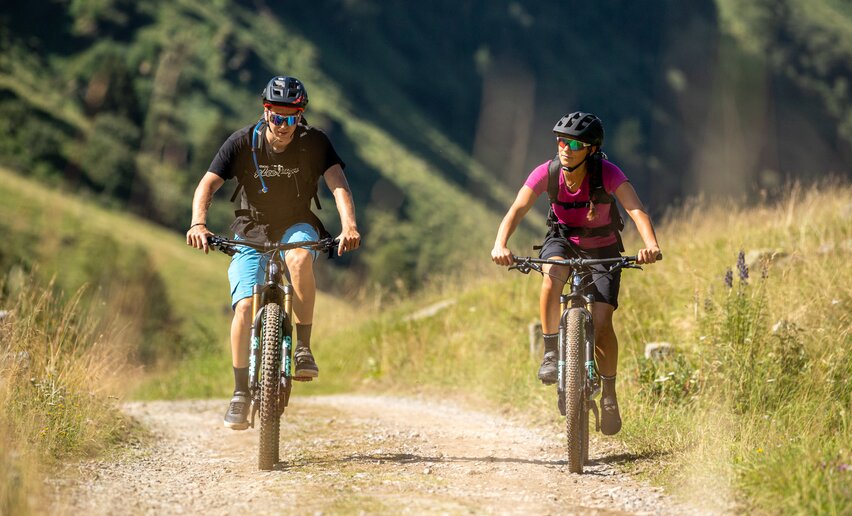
[564,307,587,473]
[258,302,282,471]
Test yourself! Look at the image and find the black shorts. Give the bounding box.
[538,236,622,309]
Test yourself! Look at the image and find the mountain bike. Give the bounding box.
[208,234,339,471]
[509,254,658,473]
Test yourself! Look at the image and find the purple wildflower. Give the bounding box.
[724,268,733,289]
[737,250,749,285]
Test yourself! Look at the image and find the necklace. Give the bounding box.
[562,168,585,191]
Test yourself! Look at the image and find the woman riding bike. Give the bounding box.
[491,112,661,435]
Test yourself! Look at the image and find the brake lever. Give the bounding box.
[207,236,239,256]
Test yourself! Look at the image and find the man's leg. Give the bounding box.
[223,245,262,430]
[287,248,316,327]
[281,223,320,377]
[231,298,253,369]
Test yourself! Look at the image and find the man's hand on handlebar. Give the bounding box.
[336,226,361,257]
[491,245,515,267]
[186,224,214,254]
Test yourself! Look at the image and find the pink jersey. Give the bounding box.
[524,159,629,249]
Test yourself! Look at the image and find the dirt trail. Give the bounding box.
[52,395,708,515]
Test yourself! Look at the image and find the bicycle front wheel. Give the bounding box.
[258,302,282,471]
[564,307,588,473]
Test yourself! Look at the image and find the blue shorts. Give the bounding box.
[227,223,320,309]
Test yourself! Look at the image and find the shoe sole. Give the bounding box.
[223,420,249,430]
[538,375,557,385]
[294,368,318,378]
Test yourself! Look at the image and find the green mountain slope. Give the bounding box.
[3,1,850,291]
[0,0,538,291]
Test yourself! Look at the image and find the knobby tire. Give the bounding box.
[564,308,587,473]
[258,302,282,471]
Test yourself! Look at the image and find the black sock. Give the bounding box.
[296,323,312,348]
[543,333,558,355]
[234,366,249,393]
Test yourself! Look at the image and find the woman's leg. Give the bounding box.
[592,302,617,376]
[593,302,622,435]
[537,261,569,384]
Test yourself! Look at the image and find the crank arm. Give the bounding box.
[589,400,600,432]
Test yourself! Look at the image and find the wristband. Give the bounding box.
[189,223,207,229]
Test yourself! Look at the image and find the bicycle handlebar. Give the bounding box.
[206,235,340,256]
[508,253,662,275]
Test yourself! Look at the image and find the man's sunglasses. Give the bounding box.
[268,111,301,127]
[556,137,591,151]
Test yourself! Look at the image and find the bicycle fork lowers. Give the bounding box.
[247,257,298,432]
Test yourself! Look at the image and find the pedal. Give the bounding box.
[293,376,314,382]
[589,384,601,400]
[589,400,600,432]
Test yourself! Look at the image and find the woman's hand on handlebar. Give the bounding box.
[186,224,214,254]
[636,246,662,264]
[491,244,515,267]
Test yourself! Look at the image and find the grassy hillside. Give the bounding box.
[314,182,851,513]
[0,166,362,397]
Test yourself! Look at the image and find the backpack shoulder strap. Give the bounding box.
[547,155,561,204]
[232,120,266,202]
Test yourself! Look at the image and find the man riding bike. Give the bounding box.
[491,112,661,435]
[186,76,360,430]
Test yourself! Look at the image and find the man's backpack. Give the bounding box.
[545,152,624,251]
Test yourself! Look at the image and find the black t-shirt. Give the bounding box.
[208,122,345,241]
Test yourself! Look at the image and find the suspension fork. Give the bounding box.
[247,284,264,428]
[248,284,263,393]
[557,294,569,395]
[281,284,294,377]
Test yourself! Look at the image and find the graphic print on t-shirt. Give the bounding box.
[255,164,300,179]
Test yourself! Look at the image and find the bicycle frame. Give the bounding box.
[208,235,339,424]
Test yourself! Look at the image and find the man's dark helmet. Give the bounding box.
[552,112,604,146]
[262,76,308,109]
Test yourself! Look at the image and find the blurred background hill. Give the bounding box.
[1,0,850,291]
[1,3,850,513]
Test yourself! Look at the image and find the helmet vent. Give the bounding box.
[262,76,309,108]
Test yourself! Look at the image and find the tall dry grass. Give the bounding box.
[0,280,132,514]
[617,183,851,513]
